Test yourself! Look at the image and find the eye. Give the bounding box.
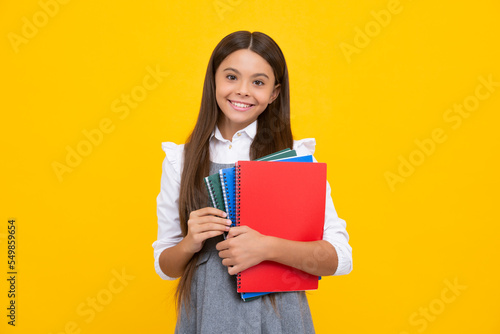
[226,74,236,80]
[253,80,264,86]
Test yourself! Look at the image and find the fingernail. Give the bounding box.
[226,219,232,225]
[222,212,227,217]
[225,226,230,231]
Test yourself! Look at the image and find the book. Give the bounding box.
[219,155,315,301]
[204,149,314,297]
[270,155,314,163]
[240,291,267,302]
[204,173,226,212]
[218,167,236,227]
[219,167,237,228]
[235,160,327,293]
[255,148,297,161]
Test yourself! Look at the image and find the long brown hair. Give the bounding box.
[176,31,294,314]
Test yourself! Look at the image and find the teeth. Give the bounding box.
[231,101,252,108]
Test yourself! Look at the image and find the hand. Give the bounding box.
[183,207,231,254]
[216,226,269,275]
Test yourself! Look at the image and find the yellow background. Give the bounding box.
[1,0,499,333]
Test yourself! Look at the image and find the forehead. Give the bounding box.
[218,49,274,76]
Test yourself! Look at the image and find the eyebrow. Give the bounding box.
[223,67,270,79]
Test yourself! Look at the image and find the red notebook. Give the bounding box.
[235,160,327,293]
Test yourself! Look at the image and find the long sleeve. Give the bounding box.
[294,138,353,276]
[152,142,185,280]
[323,181,353,276]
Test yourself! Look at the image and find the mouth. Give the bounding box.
[228,99,254,111]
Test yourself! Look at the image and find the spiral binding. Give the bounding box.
[237,275,242,290]
[235,164,242,290]
[205,178,219,209]
[221,172,230,217]
[235,164,241,228]
[210,182,220,208]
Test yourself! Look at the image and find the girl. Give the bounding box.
[152,31,352,333]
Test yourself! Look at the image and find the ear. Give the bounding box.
[269,83,281,104]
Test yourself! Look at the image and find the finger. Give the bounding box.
[227,265,240,275]
[188,218,231,236]
[199,216,232,226]
[190,207,227,219]
[226,226,247,238]
[194,230,225,243]
[218,248,234,260]
[215,240,229,251]
[189,216,232,227]
[221,257,236,268]
[192,221,231,234]
[218,249,228,259]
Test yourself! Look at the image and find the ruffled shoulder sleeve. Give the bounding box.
[292,138,316,157]
[161,142,185,180]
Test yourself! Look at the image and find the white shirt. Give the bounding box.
[152,120,353,280]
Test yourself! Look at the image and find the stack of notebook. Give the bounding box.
[204,149,327,301]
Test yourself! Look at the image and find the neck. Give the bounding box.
[217,118,251,141]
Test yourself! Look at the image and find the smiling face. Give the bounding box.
[215,49,280,140]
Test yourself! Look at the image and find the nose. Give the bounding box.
[236,81,250,96]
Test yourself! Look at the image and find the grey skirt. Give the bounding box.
[174,236,315,334]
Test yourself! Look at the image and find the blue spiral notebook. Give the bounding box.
[219,154,314,301]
